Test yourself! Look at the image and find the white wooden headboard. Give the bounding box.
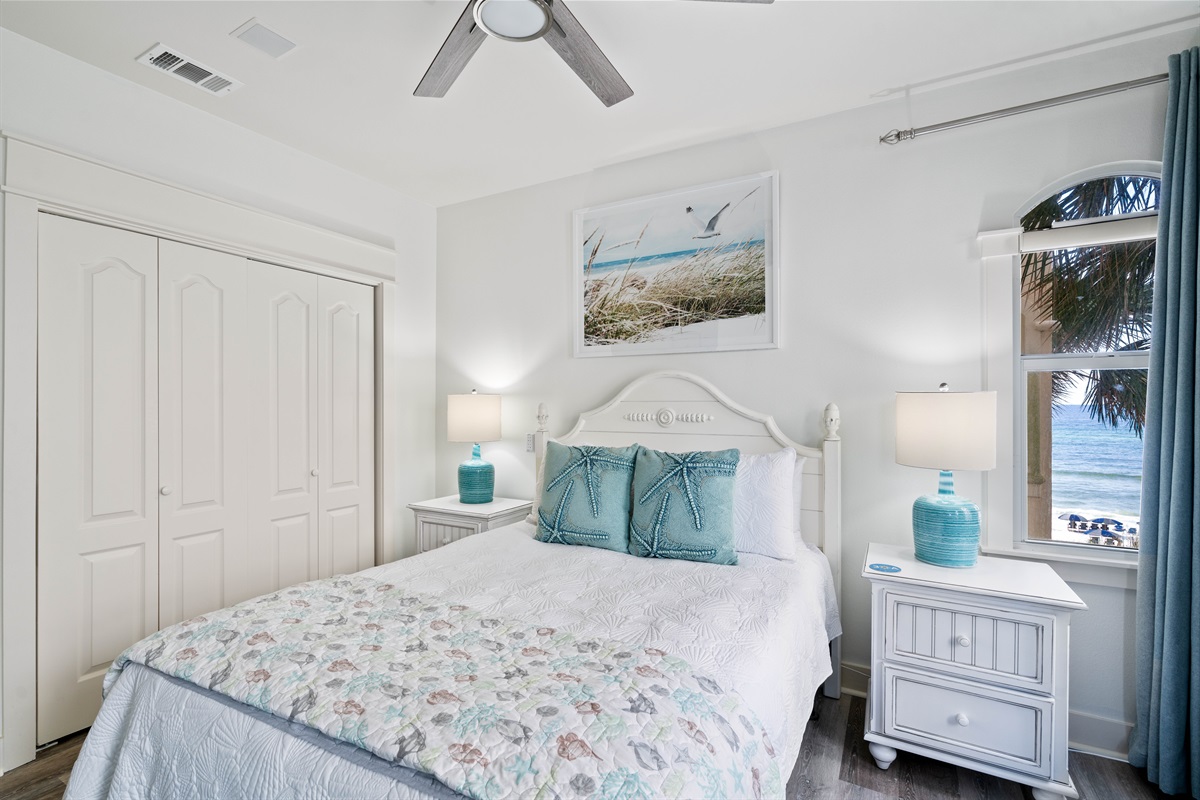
[533,370,843,697]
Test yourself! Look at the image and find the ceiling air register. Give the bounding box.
[136,43,243,96]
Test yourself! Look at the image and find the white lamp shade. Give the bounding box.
[447,393,502,443]
[896,391,997,471]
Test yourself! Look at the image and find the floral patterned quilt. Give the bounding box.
[107,575,783,800]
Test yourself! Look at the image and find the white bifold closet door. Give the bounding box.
[157,240,249,627]
[246,262,375,597]
[37,215,160,744]
[317,275,376,577]
[37,215,376,745]
[245,262,320,598]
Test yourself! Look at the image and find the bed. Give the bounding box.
[65,371,843,800]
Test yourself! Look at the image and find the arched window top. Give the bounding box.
[1022,174,1160,232]
[1020,173,1158,360]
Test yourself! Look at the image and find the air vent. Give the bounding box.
[136,43,242,96]
[149,51,182,70]
[231,18,297,59]
[201,75,233,93]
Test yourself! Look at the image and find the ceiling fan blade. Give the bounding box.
[542,0,633,107]
[414,0,487,98]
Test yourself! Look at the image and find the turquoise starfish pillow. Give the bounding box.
[535,441,638,552]
[629,446,741,565]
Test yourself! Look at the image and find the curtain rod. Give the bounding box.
[879,73,1169,145]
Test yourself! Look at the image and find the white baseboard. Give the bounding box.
[839,661,869,698]
[833,662,1133,760]
[1068,708,1133,760]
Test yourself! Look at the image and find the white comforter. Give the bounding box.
[67,523,840,799]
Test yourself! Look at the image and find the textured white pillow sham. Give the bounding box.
[733,447,803,561]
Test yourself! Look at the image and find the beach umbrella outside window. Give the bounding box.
[1058,513,1087,522]
[1091,517,1122,525]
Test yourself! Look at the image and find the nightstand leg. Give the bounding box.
[1030,789,1069,800]
[868,742,897,770]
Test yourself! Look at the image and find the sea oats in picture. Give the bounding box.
[574,173,777,357]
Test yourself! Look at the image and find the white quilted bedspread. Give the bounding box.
[67,523,840,800]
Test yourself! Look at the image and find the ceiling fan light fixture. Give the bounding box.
[473,0,553,42]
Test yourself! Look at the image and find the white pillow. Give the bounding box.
[733,447,802,560]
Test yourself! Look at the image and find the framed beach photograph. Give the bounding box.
[573,172,779,358]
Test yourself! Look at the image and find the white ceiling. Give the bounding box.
[1,1,1196,206]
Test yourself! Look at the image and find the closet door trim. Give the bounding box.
[3,135,394,280]
[2,192,41,772]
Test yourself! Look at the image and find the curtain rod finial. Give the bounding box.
[880,128,916,145]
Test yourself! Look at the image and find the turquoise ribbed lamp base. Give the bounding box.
[458,444,495,504]
[912,470,980,568]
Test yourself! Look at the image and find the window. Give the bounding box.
[1018,175,1158,552]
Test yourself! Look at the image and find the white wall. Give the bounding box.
[0,28,439,556]
[435,28,1198,756]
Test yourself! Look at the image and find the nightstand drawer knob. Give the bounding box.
[955,713,970,727]
[956,635,971,648]
[442,535,451,544]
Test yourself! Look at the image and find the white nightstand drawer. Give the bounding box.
[885,590,1052,692]
[409,497,533,555]
[883,666,1052,779]
[417,520,480,552]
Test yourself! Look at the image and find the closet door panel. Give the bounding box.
[158,241,249,626]
[247,262,320,596]
[37,214,159,744]
[318,277,376,577]
[274,514,316,589]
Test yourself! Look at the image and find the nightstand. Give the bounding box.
[862,543,1087,800]
[408,496,532,553]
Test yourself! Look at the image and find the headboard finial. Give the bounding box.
[536,403,549,433]
[823,403,841,441]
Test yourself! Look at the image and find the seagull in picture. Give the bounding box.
[685,202,729,239]
[685,186,762,239]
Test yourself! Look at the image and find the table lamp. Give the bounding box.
[448,390,502,504]
[895,386,997,568]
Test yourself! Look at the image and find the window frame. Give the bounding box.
[979,164,1160,571]
[1018,354,1151,551]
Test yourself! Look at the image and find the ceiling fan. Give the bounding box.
[414,0,773,107]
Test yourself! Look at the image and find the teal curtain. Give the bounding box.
[1130,46,1200,798]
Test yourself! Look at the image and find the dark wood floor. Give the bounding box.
[0,730,87,800]
[0,694,1177,799]
[791,694,1177,800]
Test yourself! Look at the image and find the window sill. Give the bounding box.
[981,540,1138,589]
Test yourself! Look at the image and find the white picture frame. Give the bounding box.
[572,171,780,358]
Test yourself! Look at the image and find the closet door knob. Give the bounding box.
[311,468,319,477]
[160,486,173,496]
[955,713,970,727]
